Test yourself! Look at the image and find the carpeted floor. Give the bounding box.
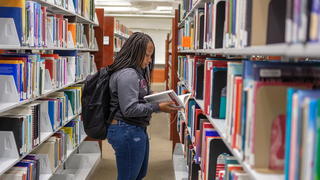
[88,83,175,180]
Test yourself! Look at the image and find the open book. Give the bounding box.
[144,90,191,108]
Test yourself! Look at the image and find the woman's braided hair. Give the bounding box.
[109,32,155,80]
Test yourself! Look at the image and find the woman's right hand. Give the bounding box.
[159,101,181,113]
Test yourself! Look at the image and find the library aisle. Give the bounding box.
[89,83,175,180]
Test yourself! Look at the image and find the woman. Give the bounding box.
[107,32,179,180]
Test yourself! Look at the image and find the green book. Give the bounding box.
[64,90,76,115]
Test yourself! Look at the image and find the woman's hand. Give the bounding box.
[159,101,181,113]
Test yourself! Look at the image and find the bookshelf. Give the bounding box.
[165,34,171,91]
[178,0,205,28]
[173,143,188,180]
[0,112,81,175]
[113,20,131,54]
[114,31,129,39]
[169,10,180,149]
[0,79,85,114]
[177,43,320,57]
[31,0,98,26]
[0,0,102,179]
[170,0,320,179]
[94,15,131,69]
[0,46,99,51]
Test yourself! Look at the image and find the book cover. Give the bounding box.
[289,90,320,179]
[195,62,204,100]
[210,67,227,118]
[0,116,24,155]
[0,61,23,100]
[0,0,25,44]
[250,0,270,45]
[252,82,314,170]
[266,0,287,44]
[226,62,242,142]
[213,0,226,48]
[204,60,227,115]
[300,97,318,179]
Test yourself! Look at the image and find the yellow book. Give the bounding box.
[191,26,195,49]
[62,127,74,147]
[0,60,24,64]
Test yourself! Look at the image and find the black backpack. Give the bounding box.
[81,66,115,140]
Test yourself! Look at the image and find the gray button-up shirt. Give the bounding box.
[109,67,160,127]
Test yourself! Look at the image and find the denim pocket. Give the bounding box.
[106,125,116,141]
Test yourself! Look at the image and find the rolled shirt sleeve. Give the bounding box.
[117,69,159,118]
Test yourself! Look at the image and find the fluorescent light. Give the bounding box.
[103,7,139,12]
[95,1,132,6]
[142,10,173,14]
[105,14,174,18]
[156,6,173,11]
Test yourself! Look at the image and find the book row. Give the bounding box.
[177,108,249,180]
[178,0,320,50]
[177,56,320,177]
[114,36,126,52]
[224,61,320,177]
[1,117,85,180]
[0,85,83,156]
[0,52,96,101]
[114,19,132,38]
[0,0,96,48]
[41,0,95,20]
[177,56,230,119]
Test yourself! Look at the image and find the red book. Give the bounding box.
[203,60,227,115]
[194,109,204,131]
[64,19,68,48]
[41,54,59,85]
[41,7,47,47]
[56,15,64,47]
[232,76,243,148]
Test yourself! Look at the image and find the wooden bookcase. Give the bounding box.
[165,9,180,152]
[0,0,101,178]
[94,10,114,69]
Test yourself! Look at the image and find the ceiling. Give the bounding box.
[95,0,178,18]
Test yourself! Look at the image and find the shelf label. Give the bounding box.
[103,36,109,45]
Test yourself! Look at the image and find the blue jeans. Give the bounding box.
[107,121,149,180]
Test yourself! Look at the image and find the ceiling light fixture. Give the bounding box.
[95,1,132,6]
[103,6,139,12]
[156,6,173,11]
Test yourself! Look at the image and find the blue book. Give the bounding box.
[205,130,220,137]
[188,99,197,128]
[304,98,318,179]
[1,54,33,98]
[284,88,298,180]
[0,6,23,43]
[219,87,227,119]
[0,63,22,100]
[73,0,78,13]
[290,90,320,179]
[48,100,56,131]
[64,94,69,118]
